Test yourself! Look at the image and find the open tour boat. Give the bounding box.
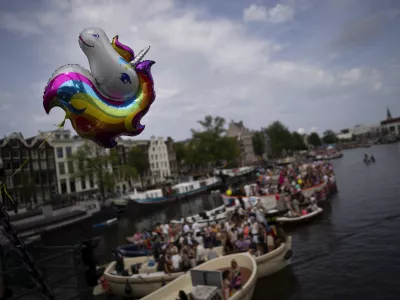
[221,181,327,211]
[141,253,257,300]
[276,207,323,224]
[103,247,223,298]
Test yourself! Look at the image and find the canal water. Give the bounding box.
[39,144,400,299]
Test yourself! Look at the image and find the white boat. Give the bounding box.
[221,181,328,211]
[141,253,257,300]
[109,236,292,298]
[104,247,224,298]
[214,166,256,177]
[276,207,323,223]
[170,205,228,226]
[255,236,292,278]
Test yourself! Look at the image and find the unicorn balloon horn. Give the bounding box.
[130,46,151,67]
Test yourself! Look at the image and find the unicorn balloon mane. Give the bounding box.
[43,28,156,148]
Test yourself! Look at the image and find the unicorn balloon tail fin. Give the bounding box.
[130,46,151,67]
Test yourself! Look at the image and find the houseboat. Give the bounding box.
[128,177,221,205]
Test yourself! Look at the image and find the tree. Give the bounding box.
[218,136,240,163]
[308,132,322,147]
[125,146,149,188]
[188,115,240,170]
[71,143,117,200]
[252,131,266,157]
[322,130,338,144]
[173,142,191,175]
[291,132,307,150]
[265,121,293,157]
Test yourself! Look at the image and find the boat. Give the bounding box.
[221,181,327,211]
[276,207,323,224]
[214,166,256,177]
[13,200,102,239]
[255,236,292,278]
[93,218,118,228]
[141,253,257,300]
[170,204,229,227]
[116,244,153,258]
[111,198,129,211]
[128,177,221,205]
[104,247,224,298]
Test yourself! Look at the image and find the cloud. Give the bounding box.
[243,4,295,23]
[297,128,305,135]
[0,104,10,111]
[0,0,395,141]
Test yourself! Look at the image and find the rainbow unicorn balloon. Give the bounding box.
[43,28,156,148]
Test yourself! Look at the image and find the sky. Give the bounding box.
[0,0,399,140]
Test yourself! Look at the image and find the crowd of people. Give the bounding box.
[126,202,286,274]
[114,161,339,299]
[227,161,336,218]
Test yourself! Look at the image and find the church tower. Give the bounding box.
[386,107,392,120]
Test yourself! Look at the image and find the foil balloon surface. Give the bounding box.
[43,28,156,148]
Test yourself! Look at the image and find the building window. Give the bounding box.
[57,147,63,158]
[89,176,94,188]
[65,147,72,157]
[58,162,65,175]
[12,149,20,158]
[156,162,159,168]
[67,161,74,174]
[155,154,158,160]
[81,178,86,190]
[60,179,67,194]
[70,180,76,193]
[2,149,10,158]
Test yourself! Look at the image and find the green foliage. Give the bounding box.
[265,121,293,157]
[291,132,307,150]
[322,130,338,144]
[252,131,266,157]
[71,143,117,199]
[174,115,240,170]
[308,132,322,147]
[125,146,149,187]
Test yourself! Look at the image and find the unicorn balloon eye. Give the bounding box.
[43,27,156,149]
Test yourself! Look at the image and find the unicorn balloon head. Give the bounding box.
[78,27,140,101]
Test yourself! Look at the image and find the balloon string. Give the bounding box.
[0,116,67,204]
